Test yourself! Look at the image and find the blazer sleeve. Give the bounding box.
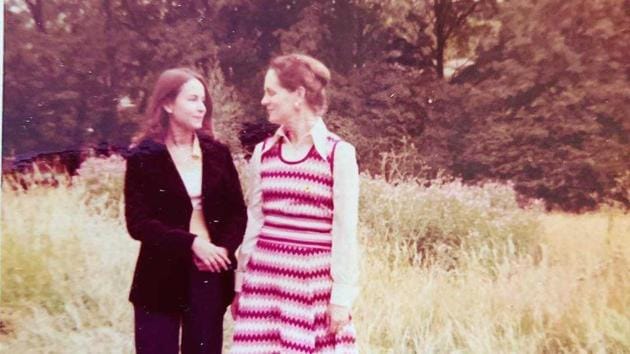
[212,145,248,256]
[124,150,197,254]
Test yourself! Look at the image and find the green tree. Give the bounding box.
[3,0,241,156]
[364,0,497,77]
[453,0,630,210]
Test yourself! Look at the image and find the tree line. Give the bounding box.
[3,0,628,211]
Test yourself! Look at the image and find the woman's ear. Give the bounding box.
[295,86,306,100]
[163,102,173,115]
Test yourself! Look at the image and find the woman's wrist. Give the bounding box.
[190,235,198,248]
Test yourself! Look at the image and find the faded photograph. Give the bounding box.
[2,1,629,353]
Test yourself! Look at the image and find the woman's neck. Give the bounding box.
[165,124,194,148]
[284,112,318,146]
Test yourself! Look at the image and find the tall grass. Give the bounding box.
[1,176,136,352]
[1,156,628,353]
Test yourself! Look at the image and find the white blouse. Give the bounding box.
[235,118,360,308]
[170,135,203,210]
[180,169,202,210]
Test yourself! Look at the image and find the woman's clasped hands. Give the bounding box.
[191,237,231,272]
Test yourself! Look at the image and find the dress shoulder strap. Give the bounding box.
[325,135,343,174]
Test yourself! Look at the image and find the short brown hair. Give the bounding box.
[138,68,213,142]
[269,54,331,115]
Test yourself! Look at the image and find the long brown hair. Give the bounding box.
[137,68,214,143]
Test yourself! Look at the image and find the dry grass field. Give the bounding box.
[1,157,628,353]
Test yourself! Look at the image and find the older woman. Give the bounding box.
[231,54,360,353]
[124,68,247,354]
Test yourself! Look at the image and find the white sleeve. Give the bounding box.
[235,142,264,292]
[329,142,360,308]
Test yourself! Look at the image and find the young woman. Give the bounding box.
[231,54,360,353]
[124,67,247,354]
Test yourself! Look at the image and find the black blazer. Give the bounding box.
[124,133,247,311]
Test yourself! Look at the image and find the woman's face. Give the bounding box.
[164,78,207,132]
[261,69,301,126]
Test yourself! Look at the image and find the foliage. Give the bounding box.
[3,0,628,211]
[3,0,247,155]
[327,61,466,179]
[452,0,630,210]
[361,175,542,269]
[74,154,126,217]
[364,0,498,77]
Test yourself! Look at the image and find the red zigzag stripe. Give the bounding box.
[263,190,333,208]
[242,284,331,305]
[262,208,333,222]
[263,220,332,234]
[235,310,327,331]
[254,239,332,255]
[246,260,330,279]
[261,171,333,186]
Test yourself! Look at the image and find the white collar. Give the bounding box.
[263,117,330,160]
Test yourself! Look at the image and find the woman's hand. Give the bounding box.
[230,292,241,319]
[191,237,231,272]
[326,304,350,334]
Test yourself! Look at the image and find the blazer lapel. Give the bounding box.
[149,140,191,205]
[198,134,223,199]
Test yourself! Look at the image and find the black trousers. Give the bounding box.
[134,266,233,354]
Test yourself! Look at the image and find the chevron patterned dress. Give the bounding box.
[230,138,357,354]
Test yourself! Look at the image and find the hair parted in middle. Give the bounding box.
[137,67,214,143]
[269,54,331,115]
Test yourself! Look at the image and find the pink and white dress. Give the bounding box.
[231,127,359,354]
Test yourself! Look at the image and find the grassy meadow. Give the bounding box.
[1,156,629,353]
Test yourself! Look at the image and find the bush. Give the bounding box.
[74,155,126,219]
[360,175,542,269]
